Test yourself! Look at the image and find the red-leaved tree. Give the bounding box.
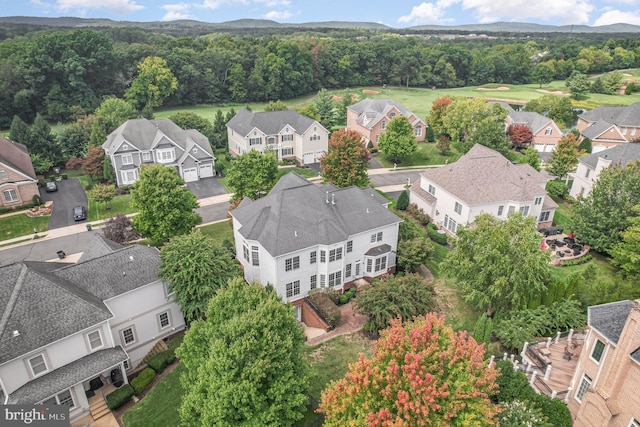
[319,313,500,426]
[427,96,454,137]
[83,146,105,178]
[319,128,371,188]
[507,124,533,149]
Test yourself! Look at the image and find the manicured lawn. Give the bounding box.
[425,242,450,280]
[552,199,574,229]
[0,213,50,242]
[121,364,185,427]
[197,220,234,244]
[88,194,136,222]
[374,141,465,168]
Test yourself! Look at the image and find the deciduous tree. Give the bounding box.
[523,147,541,171]
[467,116,511,156]
[94,97,137,134]
[320,128,370,188]
[87,183,115,209]
[169,111,215,144]
[507,124,533,149]
[83,146,105,178]
[125,56,178,111]
[441,213,550,315]
[377,115,418,163]
[130,164,201,243]
[226,150,279,202]
[565,70,590,99]
[610,205,640,279]
[546,133,585,179]
[319,313,500,426]
[426,96,453,138]
[178,278,309,426]
[524,94,575,129]
[159,231,241,323]
[102,214,139,245]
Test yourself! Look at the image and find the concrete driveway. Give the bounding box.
[40,178,88,229]
[186,177,226,199]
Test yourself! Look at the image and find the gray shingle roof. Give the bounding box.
[509,111,554,134]
[420,144,553,206]
[77,234,124,264]
[579,143,640,169]
[581,120,616,140]
[226,109,323,136]
[8,346,127,404]
[579,103,640,127]
[0,137,37,180]
[232,172,402,257]
[347,98,423,130]
[588,300,633,344]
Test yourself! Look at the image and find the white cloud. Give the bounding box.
[603,0,638,5]
[264,9,293,19]
[57,0,144,14]
[461,0,594,25]
[398,0,461,25]
[594,9,640,25]
[201,0,291,9]
[161,3,195,20]
[255,0,291,6]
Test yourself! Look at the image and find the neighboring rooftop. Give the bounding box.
[579,103,640,127]
[348,98,422,130]
[226,109,320,136]
[588,300,634,344]
[579,143,640,169]
[0,136,37,180]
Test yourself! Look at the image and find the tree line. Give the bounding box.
[2,27,640,127]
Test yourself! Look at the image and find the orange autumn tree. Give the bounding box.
[319,313,500,426]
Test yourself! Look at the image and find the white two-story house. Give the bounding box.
[230,172,402,320]
[0,235,185,423]
[410,144,557,234]
[226,109,329,165]
[102,118,216,186]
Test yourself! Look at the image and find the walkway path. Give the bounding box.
[305,301,367,346]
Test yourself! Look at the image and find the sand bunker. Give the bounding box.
[624,73,632,77]
[363,89,379,95]
[537,89,567,95]
[477,86,509,91]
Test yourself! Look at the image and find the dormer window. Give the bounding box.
[545,127,552,135]
[390,113,396,118]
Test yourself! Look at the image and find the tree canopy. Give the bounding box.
[610,205,640,279]
[442,98,507,142]
[125,56,178,111]
[441,213,551,315]
[546,133,585,179]
[159,231,241,323]
[319,313,500,426]
[177,278,310,426]
[565,70,590,98]
[377,115,418,163]
[130,164,201,243]
[320,128,370,188]
[226,150,279,202]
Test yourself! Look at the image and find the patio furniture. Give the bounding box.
[556,251,565,258]
[540,347,551,357]
[563,346,574,360]
[556,240,566,247]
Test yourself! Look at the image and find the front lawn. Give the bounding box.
[88,194,136,222]
[0,213,50,242]
[374,141,465,168]
[197,220,234,244]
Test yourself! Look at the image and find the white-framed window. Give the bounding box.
[585,168,591,178]
[286,280,300,298]
[346,241,353,253]
[310,251,317,264]
[443,215,457,234]
[310,134,320,141]
[282,134,293,142]
[539,211,550,222]
[320,250,326,263]
[355,262,360,276]
[41,389,75,409]
[454,202,462,215]
[519,206,530,216]
[381,121,386,130]
[142,152,151,161]
[632,128,637,136]
[121,154,133,165]
[390,113,396,118]
[251,246,259,266]
[498,205,504,216]
[243,244,250,262]
[158,311,171,329]
[345,263,352,278]
[508,206,515,214]
[366,258,373,273]
[415,125,422,136]
[374,256,387,272]
[123,360,130,370]
[28,353,48,377]
[591,339,605,363]
[329,271,342,287]
[629,418,640,427]
[0,170,7,180]
[329,248,343,262]
[575,374,592,402]
[121,327,136,346]
[282,147,294,156]
[87,330,103,350]
[534,196,542,205]
[121,170,138,185]
[580,187,586,197]
[156,148,175,163]
[428,184,435,195]
[320,274,326,287]
[2,189,18,203]
[623,128,628,135]
[545,127,552,135]
[371,232,383,243]
[267,137,275,145]
[285,256,300,271]
[249,137,261,146]
[310,274,317,289]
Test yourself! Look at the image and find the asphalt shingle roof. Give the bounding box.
[579,103,640,127]
[581,120,616,140]
[578,143,640,169]
[77,234,124,264]
[347,98,422,130]
[8,347,127,404]
[0,137,37,180]
[232,172,402,257]
[420,144,555,206]
[509,110,554,134]
[588,300,633,344]
[226,109,321,136]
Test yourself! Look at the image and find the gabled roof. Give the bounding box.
[588,300,634,344]
[581,120,619,140]
[420,144,554,206]
[226,109,324,137]
[508,110,555,134]
[0,137,37,180]
[347,98,424,130]
[77,234,124,264]
[102,118,213,158]
[579,143,640,169]
[232,172,402,257]
[579,103,640,127]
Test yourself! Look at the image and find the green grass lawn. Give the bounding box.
[374,141,465,168]
[197,220,234,243]
[88,194,136,222]
[552,199,574,229]
[0,213,50,242]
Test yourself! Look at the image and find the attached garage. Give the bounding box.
[199,163,214,178]
[183,168,198,182]
[302,152,314,165]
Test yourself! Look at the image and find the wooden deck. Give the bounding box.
[525,337,584,398]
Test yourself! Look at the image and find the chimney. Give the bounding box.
[326,191,329,204]
[331,194,335,205]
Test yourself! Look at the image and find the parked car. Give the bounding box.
[73,206,87,221]
[45,181,57,192]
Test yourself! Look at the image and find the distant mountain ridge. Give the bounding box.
[0,16,639,33]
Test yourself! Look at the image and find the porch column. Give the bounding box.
[546,337,552,348]
[488,355,495,368]
[551,390,557,399]
[503,352,508,361]
[568,328,574,341]
[544,364,552,380]
[530,371,537,386]
[555,331,561,344]
[521,342,529,358]
[565,387,572,403]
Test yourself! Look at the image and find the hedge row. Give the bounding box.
[308,291,341,328]
[147,350,176,374]
[106,384,134,410]
[131,367,156,395]
[427,223,448,245]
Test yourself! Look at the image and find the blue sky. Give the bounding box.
[2,0,640,27]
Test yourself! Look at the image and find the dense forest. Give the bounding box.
[1,25,640,128]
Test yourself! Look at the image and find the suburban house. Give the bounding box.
[569,143,640,198]
[226,109,329,165]
[409,144,557,234]
[0,235,185,423]
[500,102,563,152]
[576,103,640,153]
[0,136,39,208]
[102,118,216,186]
[567,300,640,427]
[346,98,427,147]
[230,172,402,322]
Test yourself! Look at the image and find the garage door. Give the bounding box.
[315,151,325,162]
[183,168,198,182]
[199,163,214,178]
[302,152,314,165]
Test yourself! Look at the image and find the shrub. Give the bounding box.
[406,203,430,225]
[559,253,592,266]
[147,350,175,374]
[32,194,43,206]
[396,190,409,211]
[106,384,134,410]
[338,288,357,305]
[308,291,342,328]
[61,174,68,180]
[546,180,569,199]
[427,223,448,245]
[131,367,156,395]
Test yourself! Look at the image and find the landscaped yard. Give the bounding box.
[0,212,50,242]
[197,220,234,244]
[88,194,136,222]
[374,141,465,168]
